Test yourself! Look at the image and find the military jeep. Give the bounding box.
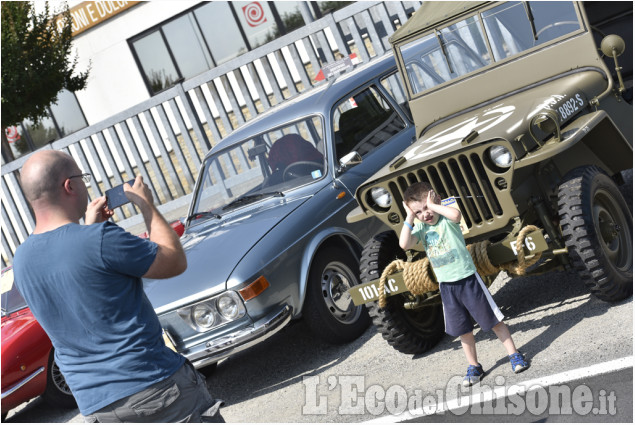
[346,1,633,354]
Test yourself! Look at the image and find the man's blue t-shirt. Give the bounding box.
[13,222,184,415]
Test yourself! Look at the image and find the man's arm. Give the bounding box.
[124,176,187,279]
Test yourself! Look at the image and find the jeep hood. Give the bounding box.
[376,71,605,173]
[143,196,309,311]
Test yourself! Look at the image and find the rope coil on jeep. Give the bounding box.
[377,225,542,308]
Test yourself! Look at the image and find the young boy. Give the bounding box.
[400,182,529,386]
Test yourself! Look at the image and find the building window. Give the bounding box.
[131,31,181,93]
[129,1,331,96]
[2,89,88,162]
[194,2,248,65]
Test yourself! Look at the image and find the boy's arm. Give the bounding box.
[399,202,418,250]
[427,191,461,223]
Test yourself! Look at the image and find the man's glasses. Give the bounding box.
[67,173,92,184]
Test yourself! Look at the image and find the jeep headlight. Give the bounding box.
[370,187,392,208]
[217,292,244,320]
[488,145,512,168]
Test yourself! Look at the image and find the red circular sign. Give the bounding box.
[242,2,267,27]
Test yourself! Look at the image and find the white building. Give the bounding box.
[3,0,356,161]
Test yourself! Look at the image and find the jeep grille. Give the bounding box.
[365,144,517,236]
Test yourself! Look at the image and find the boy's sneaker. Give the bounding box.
[462,364,485,387]
[509,352,529,373]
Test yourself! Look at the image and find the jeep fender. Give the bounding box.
[516,110,632,178]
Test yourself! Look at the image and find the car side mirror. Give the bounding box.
[338,151,362,173]
[600,34,627,94]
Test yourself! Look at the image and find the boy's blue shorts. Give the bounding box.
[439,273,505,336]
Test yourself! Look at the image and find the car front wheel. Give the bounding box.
[303,246,370,344]
[43,349,76,408]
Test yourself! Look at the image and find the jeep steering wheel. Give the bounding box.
[282,161,322,181]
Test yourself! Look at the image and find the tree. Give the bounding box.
[1,1,89,159]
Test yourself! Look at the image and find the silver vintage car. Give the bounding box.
[143,53,416,370]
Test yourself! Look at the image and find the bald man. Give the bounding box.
[13,150,223,422]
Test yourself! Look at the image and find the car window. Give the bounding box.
[380,71,412,121]
[482,2,580,61]
[400,1,581,97]
[191,116,326,218]
[333,86,406,162]
[1,270,27,317]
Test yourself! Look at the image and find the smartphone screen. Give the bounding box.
[105,179,135,209]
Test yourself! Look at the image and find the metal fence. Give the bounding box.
[0,1,421,267]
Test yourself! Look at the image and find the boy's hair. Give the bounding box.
[403,181,434,204]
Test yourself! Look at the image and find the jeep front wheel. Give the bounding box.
[304,246,370,344]
[361,231,445,354]
[558,166,633,301]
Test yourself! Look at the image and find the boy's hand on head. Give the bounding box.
[402,201,415,220]
[427,190,437,206]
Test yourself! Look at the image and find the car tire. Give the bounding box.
[361,231,445,354]
[558,165,633,301]
[42,349,76,408]
[303,246,370,344]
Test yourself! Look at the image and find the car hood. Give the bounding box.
[143,195,310,313]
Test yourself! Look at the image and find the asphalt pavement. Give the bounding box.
[4,170,633,423]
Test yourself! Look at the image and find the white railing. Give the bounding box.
[0,1,421,267]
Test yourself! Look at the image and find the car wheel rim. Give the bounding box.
[51,361,72,396]
[320,261,361,325]
[594,189,631,271]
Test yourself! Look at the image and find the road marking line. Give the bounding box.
[365,356,634,423]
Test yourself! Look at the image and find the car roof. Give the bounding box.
[205,53,398,157]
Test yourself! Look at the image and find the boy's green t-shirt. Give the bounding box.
[412,215,476,283]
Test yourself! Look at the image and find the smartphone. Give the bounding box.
[105,179,135,209]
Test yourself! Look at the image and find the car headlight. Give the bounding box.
[193,303,216,329]
[177,291,246,332]
[217,292,243,320]
[488,145,513,168]
[370,187,392,208]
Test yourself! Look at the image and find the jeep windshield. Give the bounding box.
[400,1,581,96]
[189,115,326,222]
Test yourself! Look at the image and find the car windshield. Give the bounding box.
[190,115,326,221]
[1,269,27,317]
[401,1,581,96]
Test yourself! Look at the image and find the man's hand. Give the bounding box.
[85,196,114,225]
[123,176,154,212]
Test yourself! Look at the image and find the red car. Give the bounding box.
[137,218,185,239]
[1,267,76,420]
